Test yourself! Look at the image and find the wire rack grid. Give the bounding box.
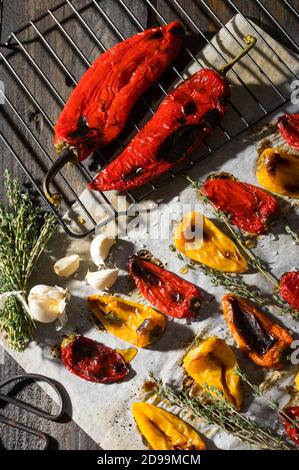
[0,0,298,238]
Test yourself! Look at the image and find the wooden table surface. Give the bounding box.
[0,0,298,450]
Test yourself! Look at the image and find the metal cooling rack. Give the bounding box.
[0,0,298,238]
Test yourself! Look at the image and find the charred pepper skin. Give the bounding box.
[60,335,129,383]
[203,175,280,235]
[89,69,230,191]
[129,254,202,319]
[279,272,299,311]
[54,22,184,161]
[222,293,293,369]
[277,113,299,150]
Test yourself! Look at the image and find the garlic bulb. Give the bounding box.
[86,268,118,290]
[54,254,80,277]
[90,234,115,266]
[28,285,70,324]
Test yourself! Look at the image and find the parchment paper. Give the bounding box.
[2,14,299,450]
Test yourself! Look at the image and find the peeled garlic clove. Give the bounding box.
[90,234,115,266]
[28,285,70,323]
[86,268,118,290]
[54,254,80,277]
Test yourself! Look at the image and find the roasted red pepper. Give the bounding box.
[278,271,299,310]
[281,407,299,446]
[60,335,129,383]
[202,174,280,234]
[129,252,202,318]
[277,113,299,149]
[43,22,184,203]
[89,36,256,192]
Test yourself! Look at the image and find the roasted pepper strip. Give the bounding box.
[173,211,247,273]
[129,254,202,318]
[60,335,129,383]
[183,336,243,410]
[55,22,183,161]
[277,113,299,150]
[296,371,299,392]
[278,271,299,310]
[256,147,299,198]
[88,294,166,348]
[89,36,256,192]
[203,174,280,234]
[281,407,299,446]
[221,293,293,369]
[132,402,206,450]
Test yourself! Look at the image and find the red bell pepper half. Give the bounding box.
[278,271,299,311]
[54,22,183,161]
[89,36,256,192]
[61,335,129,383]
[277,113,299,150]
[282,407,299,446]
[202,175,280,234]
[129,254,202,318]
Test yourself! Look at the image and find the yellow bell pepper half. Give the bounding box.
[256,147,299,198]
[183,336,243,410]
[88,294,166,348]
[132,402,206,450]
[173,211,247,273]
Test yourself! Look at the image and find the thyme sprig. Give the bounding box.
[285,225,299,244]
[169,244,266,305]
[235,368,299,431]
[186,176,299,316]
[187,176,278,288]
[0,171,57,350]
[149,375,291,450]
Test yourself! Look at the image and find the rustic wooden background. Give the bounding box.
[0,0,298,450]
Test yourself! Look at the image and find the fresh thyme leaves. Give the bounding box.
[0,171,57,350]
[235,368,299,431]
[285,225,299,244]
[168,244,266,305]
[149,375,292,450]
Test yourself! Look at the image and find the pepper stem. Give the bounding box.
[43,148,78,205]
[220,35,256,77]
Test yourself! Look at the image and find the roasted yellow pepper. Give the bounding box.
[183,336,243,410]
[174,211,247,273]
[296,370,299,393]
[256,147,299,198]
[132,402,206,450]
[88,294,166,348]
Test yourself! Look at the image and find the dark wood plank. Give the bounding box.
[0,0,298,450]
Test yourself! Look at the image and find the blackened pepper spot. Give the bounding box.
[131,258,160,286]
[168,23,185,36]
[229,298,277,355]
[156,124,201,162]
[68,115,90,139]
[183,101,197,115]
[148,30,164,39]
[121,167,144,181]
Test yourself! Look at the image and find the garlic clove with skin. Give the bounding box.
[90,234,115,266]
[86,268,118,290]
[54,254,80,277]
[28,285,70,324]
